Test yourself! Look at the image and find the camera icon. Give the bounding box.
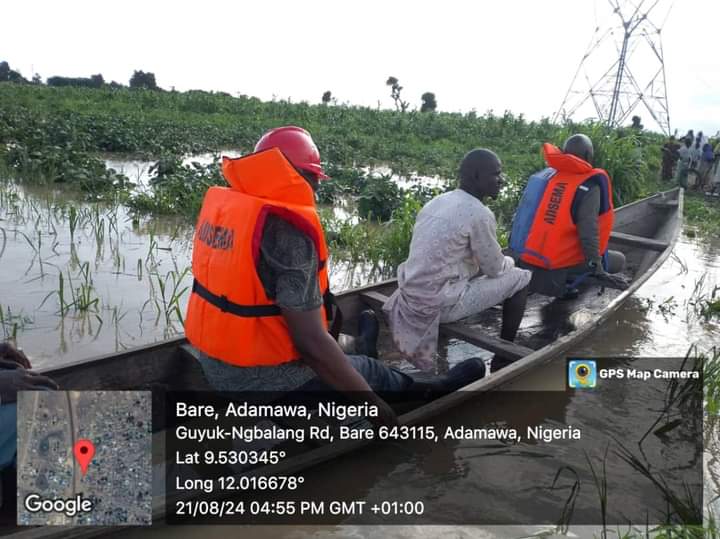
[568,359,597,389]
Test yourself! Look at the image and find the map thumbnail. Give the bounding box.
[16,391,152,526]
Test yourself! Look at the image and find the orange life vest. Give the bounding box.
[520,143,614,270]
[184,148,330,366]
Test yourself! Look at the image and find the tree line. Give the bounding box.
[4,61,436,113]
[0,61,159,90]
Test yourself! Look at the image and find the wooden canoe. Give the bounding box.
[6,188,683,537]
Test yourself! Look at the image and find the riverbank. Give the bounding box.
[0,82,673,275]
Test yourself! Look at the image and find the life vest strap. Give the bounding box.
[192,279,282,317]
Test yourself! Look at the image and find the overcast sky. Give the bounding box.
[3,0,718,137]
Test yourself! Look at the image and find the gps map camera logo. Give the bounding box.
[568,359,597,389]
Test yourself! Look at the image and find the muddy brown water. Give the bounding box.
[1,180,718,537]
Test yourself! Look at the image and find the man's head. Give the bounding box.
[254,126,328,191]
[562,134,594,165]
[458,149,503,200]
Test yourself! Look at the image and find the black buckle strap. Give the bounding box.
[193,279,343,339]
[192,279,282,317]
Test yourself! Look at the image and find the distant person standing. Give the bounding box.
[697,141,715,191]
[688,136,704,190]
[675,137,693,189]
[661,137,681,182]
[711,140,720,195]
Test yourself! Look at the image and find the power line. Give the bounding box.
[554,0,671,135]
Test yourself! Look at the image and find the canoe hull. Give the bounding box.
[7,188,682,538]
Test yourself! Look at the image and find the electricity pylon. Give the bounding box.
[554,0,672,135]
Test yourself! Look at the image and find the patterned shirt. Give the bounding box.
[198,215,321,392]
[383,189,517,369]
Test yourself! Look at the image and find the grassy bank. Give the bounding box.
[0,82,669,274]
[0,83,663,199]
[685,192,720,235]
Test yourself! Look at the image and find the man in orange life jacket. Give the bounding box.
[184,126,485,425]
[510,134,628,297]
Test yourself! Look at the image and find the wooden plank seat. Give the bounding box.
[359,291,534,361]
[649,200,679,209]
[609,231,670,252]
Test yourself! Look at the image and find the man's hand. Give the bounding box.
[0,342,32,369]
[0,368,58,404]
[587,259,630,291]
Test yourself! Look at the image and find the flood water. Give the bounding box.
[0,183,194,367]
[1,172,719,537]
[128,236,718,538]
[0,155,444,366]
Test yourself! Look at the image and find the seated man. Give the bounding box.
[184,127,483,424]
[383,149,532,372]
[509,134,628,298]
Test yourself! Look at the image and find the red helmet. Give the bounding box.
[254,126,328,180]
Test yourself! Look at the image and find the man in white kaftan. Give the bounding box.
[383,149,531,372]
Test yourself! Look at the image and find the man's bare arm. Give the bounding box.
[282,307,376,392]
[282,307,397,425]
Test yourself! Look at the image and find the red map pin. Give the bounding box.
[73,439,95,477]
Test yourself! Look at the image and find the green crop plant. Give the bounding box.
[684,192,720,235]
[688,275,720,323]
[150,266,190,326]
[0,305,33,340]
[68,262,100,312]
[4,80,713,286]
[0,84,664,187]
[42,262,101,315]
[704,348,720,416]
[0,227,6,261]
[356,173,402,221]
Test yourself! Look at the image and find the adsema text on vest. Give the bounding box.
[543,182,568,225]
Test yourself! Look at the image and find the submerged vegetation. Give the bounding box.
[0,82,674,274]
[544,347,715,538]
[0,73,719,537]
[684,192,720,235]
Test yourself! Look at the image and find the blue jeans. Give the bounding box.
[197,352,413,393]
[297,355,413,392]
[0,403,17,470]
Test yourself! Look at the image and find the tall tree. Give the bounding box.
[129,70,158,90]
[322,90,332,104]
[47,74,105,88]
[386,76,409,112]
[0,61,27,83]
[420,92,437,113]
[630,115,643,130]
